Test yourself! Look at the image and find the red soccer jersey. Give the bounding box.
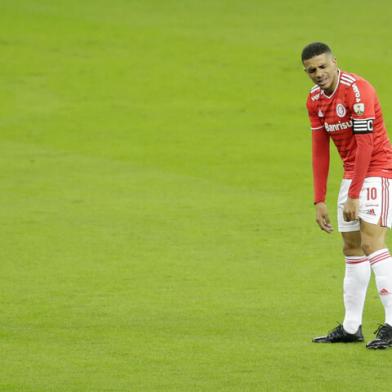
[307,70,392,203]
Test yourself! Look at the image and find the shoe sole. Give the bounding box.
[313,341,364,343]
[366,343,392,350]
[313,338,364,343]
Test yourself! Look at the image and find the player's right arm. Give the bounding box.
[307,94,333,233]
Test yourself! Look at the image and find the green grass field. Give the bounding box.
[2,1,392,390]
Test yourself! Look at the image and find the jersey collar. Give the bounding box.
[321,69,341,99]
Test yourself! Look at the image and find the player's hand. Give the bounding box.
[343,197,359,222]
[315,202,333,233]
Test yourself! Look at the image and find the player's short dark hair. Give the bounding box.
[301,42,332,62]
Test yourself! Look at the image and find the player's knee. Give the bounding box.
[361,241,386,256]
[343,242,361,256]
[361,241,376,256]
[342,231,362,256]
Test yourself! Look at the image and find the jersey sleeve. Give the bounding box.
[347,79,376,134]
[346,79,375,198]
[312,129,330,204]
[307,94,330,204]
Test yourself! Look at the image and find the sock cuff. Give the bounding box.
[368,248,391,265]
[345,255,368,264]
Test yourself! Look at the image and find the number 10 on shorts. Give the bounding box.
[367,187,377,200]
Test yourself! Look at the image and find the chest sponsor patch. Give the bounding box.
[324,120,352,132]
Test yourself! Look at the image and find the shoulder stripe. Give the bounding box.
[341,77,354,84]
[341,76,354,82]
[311,85,320,92]
[341,80,351,86]
[341,73,356,82]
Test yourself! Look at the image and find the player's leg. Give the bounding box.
[313,180,367,343]
[342,230,363,256]
[361,221,392,348]
[338,181,370,338]
[341,231,370,335]
[357,177,392,349]
[313,231,367,342]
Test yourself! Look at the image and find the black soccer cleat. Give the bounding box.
[312,324,364,343]
[366,323,392,349]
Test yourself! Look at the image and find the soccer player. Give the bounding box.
[302,42,392,349]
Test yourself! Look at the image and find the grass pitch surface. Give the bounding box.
[2,1,392,391]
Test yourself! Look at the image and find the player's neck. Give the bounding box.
[322,70,340,96]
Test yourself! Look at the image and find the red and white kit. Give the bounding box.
[307,70,392,231]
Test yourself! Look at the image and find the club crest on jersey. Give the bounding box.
[318,109,324,117]
[336,104,346,118]
[353,103,365,115]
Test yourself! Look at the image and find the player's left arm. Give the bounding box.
[344,79,376,221]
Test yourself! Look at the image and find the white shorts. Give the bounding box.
[338,177,392,232]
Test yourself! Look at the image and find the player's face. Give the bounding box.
[303,53,338,95]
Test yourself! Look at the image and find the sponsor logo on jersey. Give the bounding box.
[336,104,346,118]
[318,109,324,117]
[353,103,365,115]
[324,120,353,133]
[366,208,376,216]
[352,83,361,103]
